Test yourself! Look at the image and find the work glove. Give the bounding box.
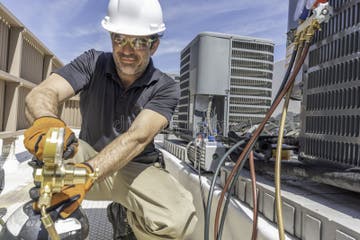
[30,162,95,219]
[24,117,78,160]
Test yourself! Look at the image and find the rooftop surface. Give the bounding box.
[1,134,360,240]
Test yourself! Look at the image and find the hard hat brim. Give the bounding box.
[101,19,165,36]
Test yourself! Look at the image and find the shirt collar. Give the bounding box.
[105,56,158,89]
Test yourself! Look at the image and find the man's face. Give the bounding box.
[111,33,159,77]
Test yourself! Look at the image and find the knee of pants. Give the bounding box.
[129,204,197,239]
[163,210,197,239]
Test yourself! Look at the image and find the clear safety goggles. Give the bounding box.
[111,34,156,50]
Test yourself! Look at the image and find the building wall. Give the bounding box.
[0,18,9,72]
[61,97,82,128]
[0,3,81,136]
[20,38,44,84]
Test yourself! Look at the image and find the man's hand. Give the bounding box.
[24,117,78,160]
[30,163,94,218]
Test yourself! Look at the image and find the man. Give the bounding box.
[23,0,197,239]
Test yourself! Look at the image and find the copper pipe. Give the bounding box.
[249,151,258,240]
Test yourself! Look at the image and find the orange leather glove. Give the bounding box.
[31,163,95,219]
[24,117,78,160]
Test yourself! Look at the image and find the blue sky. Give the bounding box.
[1,0,289,73]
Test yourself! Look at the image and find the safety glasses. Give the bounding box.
[111,34,156,50]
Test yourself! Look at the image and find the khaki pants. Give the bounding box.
[71,140,197,240]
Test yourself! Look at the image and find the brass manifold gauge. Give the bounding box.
[33,127,98,240]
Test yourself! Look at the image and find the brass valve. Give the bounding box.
[33,127,98,240]
[294,2,332,45]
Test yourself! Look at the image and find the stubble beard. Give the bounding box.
[115,55,149,77]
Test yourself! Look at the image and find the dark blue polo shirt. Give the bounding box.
[55,49,179,159]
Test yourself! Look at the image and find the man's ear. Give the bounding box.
[150,39,160,56]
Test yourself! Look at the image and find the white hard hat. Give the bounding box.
[101,0,166,36]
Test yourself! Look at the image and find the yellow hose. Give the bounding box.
[41,206,60,240]
[274,86,292,240]
[274,36,305,240]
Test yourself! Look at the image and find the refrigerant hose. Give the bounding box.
[214,42,311,240]
[274,41,304,240]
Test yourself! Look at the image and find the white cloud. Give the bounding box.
[36,1,89,39]
[61,25,103,38]
[59,31,111,63]
[162,0,287,22]
[162,0,256,21]
[221,16,287,43]
[156,39,188,56]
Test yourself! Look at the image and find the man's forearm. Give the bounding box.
[87,109,168,179]
[88,128,154,180]
[25,73,75,124]
[25,87,60,124]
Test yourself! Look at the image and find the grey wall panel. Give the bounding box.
[51,61,61,74]
[0,80,5,131]
[61,99,82,128]
[0,20,9,71]
[196,35,229,96]
[21,39,43,84]
[189,40,198,95]
[16,87,29,130]
[3,82,18,131]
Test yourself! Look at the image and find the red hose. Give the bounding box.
[214,43,311,240]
